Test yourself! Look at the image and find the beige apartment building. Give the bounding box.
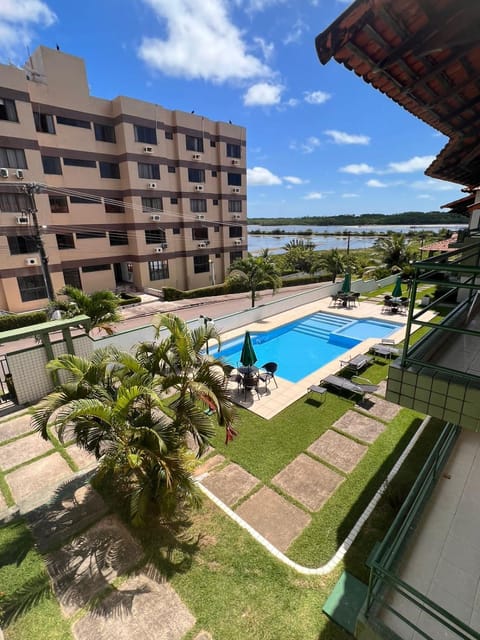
[0,46,246,312]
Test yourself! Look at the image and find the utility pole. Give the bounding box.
[22,182,55,301]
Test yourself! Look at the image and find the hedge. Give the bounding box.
[117,294,142,307]
[0,310,48,332]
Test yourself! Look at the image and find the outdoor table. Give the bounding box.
[238,366,259,376]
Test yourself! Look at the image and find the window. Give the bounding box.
[0,98,18,122]
[0,148,27,169]
[99,161,120,179]
[8,235,37,255]
[63,268,82,289]
[230,251,243,264]
[70,195,94,204]
[56,233,75,250]
[188,168,205,182]
[186,135,204,152]
[193,255,209,273]
[210,140,216,147]
[56,115,90,128]
[0,193,29,212]
[229,226,243,238]
[134,125,157,144]
[192,227,209,241]
[211,170,217,177]
[49,196,69,213]
[94,123,116,143]
[82,263,111,273]
[33,112,55,134]
[18,275,47,302]
[145,229,166,244]
[170,197,178,205]
[42,156,62,175]
[228,200,242,212]
[190,199,207,213]
[138,163,160,180]
[105,199,124,213]
[167,166,176,173]
[227,172,241,186]
[226,143,241,158]
[214,225,220,232]
[142,197,163,213]
[149,260,169,280]
[63,157,96,168]
[173,227,180,235]
[165,130,173,140]
[76,231,106,239]
[109,231,128,246]
[213,199,218,206]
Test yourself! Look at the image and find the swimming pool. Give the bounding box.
[218,312,399,383]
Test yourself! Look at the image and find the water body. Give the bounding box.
[247,224,467,255]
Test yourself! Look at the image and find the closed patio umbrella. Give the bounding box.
[392,276,403,298]
[341,272,351,294]
[240,331,257,371]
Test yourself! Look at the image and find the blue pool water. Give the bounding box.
[218,312,398,383]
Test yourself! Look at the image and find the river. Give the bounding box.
[247,224,467,254]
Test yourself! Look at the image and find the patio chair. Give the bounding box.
[370,342,400,358]
[339,353,373,373]
[321,374,379,399]
[224,364,243,390]
[258,362,278,388]
[242,373,260,400]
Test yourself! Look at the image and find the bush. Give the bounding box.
[0,310,48,332]
[117,294,142,306]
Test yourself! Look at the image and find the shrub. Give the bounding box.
[117,294,142,306]
[0,310,48,332]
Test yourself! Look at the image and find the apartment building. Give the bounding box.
[0,46,246,312]
[317,1,480,638]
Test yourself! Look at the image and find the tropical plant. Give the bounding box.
[227,249,282,307]
[31,314,236,526]
[314,248,345,283]
[373,233,416,271]
[281,239,317,273]
[49,285,121,335]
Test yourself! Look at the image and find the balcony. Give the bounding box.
[386,235,480,431]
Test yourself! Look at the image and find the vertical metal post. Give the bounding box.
[200,315,212,354]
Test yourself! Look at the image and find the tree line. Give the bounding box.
[248,211,467,226]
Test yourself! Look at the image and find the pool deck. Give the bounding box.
[219,296,430,419]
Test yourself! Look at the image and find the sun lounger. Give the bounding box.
[339,354,373,373]
[321,374,379,399]
[370,343,400,358]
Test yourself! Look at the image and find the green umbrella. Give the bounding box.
[341,272,351,294]
[240,331,257,368]
[392,276,403,298]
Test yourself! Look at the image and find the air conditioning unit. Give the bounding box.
[231,187,240,193]
[194,184,204,191]
[25,257,38,266]
[15,169,24,180]
[192,153,201,160]
[16,216,29,224]
[0,168,8,178]
[195,214,205,220]
[232,214,241,220]
[231,159,240,166]
[234,239,242,245]
[161,242,168,249]
[198,242,207,248]
[151,214,161,221]
[147,182,157,189]
[143,146,154,154]
[154,247,163,253]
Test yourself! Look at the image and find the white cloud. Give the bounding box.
[283,176,308,185]
[340,163,375,175]
[239,0,287,12]
[0,0,56,62]
[247,166,282,186]
[253,36,274,62]
[283,19,306,45]
[304,90,331,105]
[366,179,388,188]
[138,0,271,83]
[325,129,370,145]
[304,192,324,200]
[410,179,458,191]
[387,155,435,173]
[290,137,322,154]
[244,82,283,106]
[418,194,433,199]
[341,193,359,198]
[285,97,299,107]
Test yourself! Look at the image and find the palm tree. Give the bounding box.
[374,233,415,271]
[31,314,236,526]
[227,249,282,307]
[315,248,345,283]
[50,285,121,335]
[281,239,317,273]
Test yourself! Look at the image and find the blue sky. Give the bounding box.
[0,0,463,218]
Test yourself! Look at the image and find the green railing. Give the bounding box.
[364,423,480,639]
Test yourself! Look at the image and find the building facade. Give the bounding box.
[0,46,246,312]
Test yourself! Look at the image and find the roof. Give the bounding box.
[316,0,480,187]
[420,233,458,253]
[441,193,475,215]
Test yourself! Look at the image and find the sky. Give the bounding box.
[0,0,464,218]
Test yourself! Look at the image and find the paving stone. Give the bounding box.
[376,380,387,397]
[0,432,53,471]
[0,489,6,511]
[236,486,310,553]
[333,410,387,444]
[73,572,195,640]
[193,453,226,477]
[272,453,344,511]
[357,395,401,421]
[201,462,259,506]
[66,445,97,470]
[48,514,143,617]
[0,414,34,443]
[5,452,72,503]
[193,632,213,640]
[308,430,368,473]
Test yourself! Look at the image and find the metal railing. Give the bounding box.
[364,423,480,639]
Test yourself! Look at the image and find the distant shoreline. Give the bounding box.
[247,212,467,227]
